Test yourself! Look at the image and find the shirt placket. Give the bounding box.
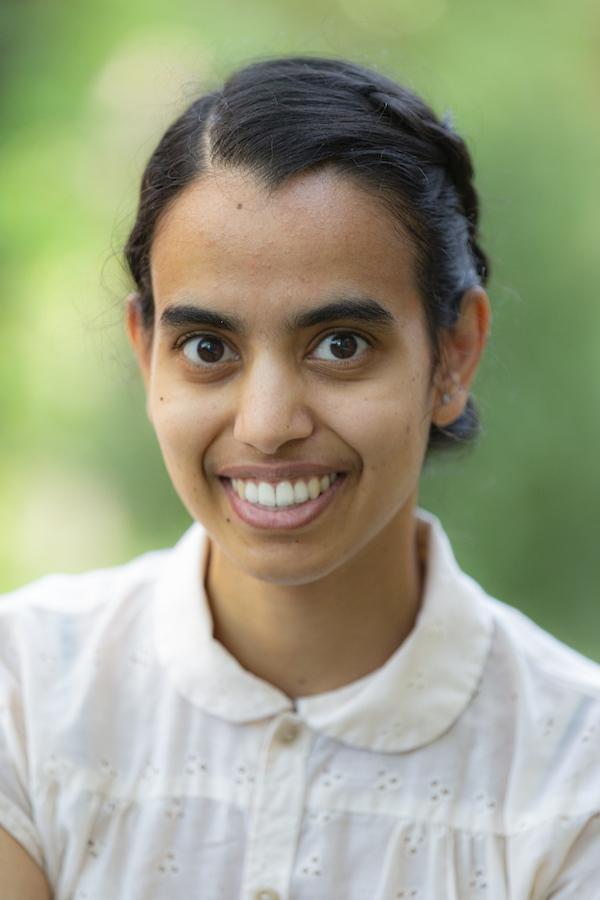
[241,712,312,900]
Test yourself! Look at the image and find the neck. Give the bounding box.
[205,505,426,699]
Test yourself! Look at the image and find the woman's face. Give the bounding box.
[130,167,445,585]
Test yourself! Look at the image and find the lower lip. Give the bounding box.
[221,475,346,530]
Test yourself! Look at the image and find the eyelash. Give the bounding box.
[174,330,373,369]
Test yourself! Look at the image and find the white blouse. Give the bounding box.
[1,509,599,899]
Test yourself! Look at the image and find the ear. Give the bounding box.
[431,286,491,428]
[125,292,153,392]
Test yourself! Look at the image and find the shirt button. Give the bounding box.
[276,720,300,744]
[255,890,280,900]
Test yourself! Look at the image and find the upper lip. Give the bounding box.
[217,463,346,481]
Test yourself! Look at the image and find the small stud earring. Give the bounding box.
[441,392,451,405]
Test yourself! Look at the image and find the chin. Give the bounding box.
[229,543,348,588]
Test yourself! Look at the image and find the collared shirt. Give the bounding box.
[1,509,599,899]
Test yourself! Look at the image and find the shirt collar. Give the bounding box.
[153,509,493,753]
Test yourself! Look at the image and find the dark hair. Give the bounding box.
[125,56,490,453]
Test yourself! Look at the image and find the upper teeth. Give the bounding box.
[231,473,338,508]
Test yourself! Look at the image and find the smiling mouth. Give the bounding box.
[220,472,346,530]
[224,472,340,509]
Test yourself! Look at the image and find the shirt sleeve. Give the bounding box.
[0,616,46,868]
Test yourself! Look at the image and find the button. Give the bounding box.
[276,720,300,744]
[254,890,280,900]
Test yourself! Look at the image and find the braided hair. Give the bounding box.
[125,56,490,454]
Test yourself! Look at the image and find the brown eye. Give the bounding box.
[181,335,237,366]
[311,332,369,362]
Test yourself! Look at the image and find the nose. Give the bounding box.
[232,356,315,455]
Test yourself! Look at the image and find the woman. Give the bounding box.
[1,56,599,899]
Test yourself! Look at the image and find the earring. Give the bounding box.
[441,392,451,405]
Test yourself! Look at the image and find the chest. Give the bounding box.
[30,700,543,900]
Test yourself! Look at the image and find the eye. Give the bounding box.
[310,331,370,362]
[180,334,238,366]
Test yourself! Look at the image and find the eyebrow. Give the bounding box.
[159,296,397,334]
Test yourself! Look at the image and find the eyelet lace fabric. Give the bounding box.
[1,510,599,899]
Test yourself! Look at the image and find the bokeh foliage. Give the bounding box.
[1,0,598,656]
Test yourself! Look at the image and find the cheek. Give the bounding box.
[336,373,432,478]
[149,390,222,474]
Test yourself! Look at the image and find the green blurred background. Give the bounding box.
[1,0,598,656]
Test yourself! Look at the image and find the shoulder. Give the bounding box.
[470,587,600,826]
[421,508,600,737]
[422,500,600,834]
[0,545,169,619]
[0,544,173,681]
[486,592,600,699]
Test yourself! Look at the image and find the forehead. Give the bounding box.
[150,167,420,318]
